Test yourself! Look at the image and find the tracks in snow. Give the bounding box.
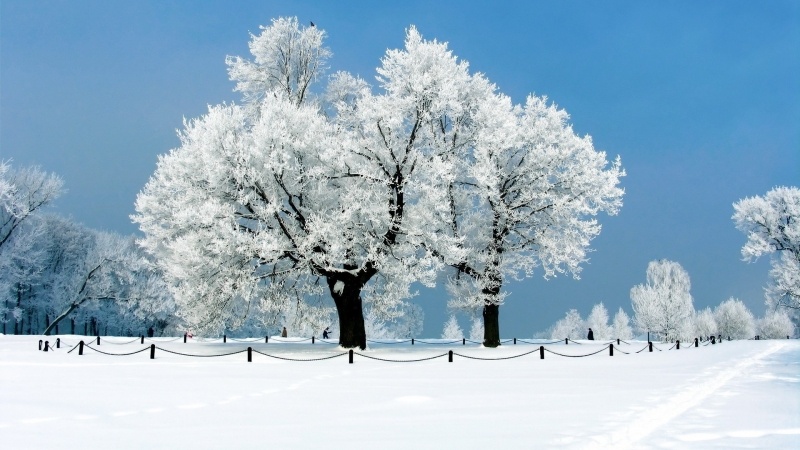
[583,342,788,449]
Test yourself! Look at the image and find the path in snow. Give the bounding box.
[583,341,800,449]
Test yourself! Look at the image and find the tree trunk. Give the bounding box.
[483,303,501,347]
[327,276,367,350]
[43,302,81,336]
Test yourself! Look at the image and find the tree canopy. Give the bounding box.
[134,18,624,348]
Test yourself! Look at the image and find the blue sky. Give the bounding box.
[2,1,798,337]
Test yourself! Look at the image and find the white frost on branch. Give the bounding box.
[733,186,800,317]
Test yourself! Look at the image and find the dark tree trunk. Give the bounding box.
[483,303,501,347]
[44,302,81,336]
[327,275,367,350]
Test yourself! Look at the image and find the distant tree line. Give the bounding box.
[0,161,178,336]
[539,258,795,341]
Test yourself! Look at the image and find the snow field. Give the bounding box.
[1,336,798,449]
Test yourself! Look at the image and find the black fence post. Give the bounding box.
[514,338,517,345]
[39,340,43,351]
[462,338,465,345]
[718,334,721,343]
[56,338,60,349]
[617,338,620,345]
[247,347,252,362]
[728,336,731,341]
[312,336,315,344]
[711,336,716,344]
[694,337,699,347]
[141,335,145,344]
[184,333,187,343]
[79,340,84,355]
[411,338,414,345]
[565,338,569,345]
[540,345,545,359]
[676,340,680,350]
[448,350,453,363]
[648,341,653,352]
[348,349,353,364]
[609,344,614,356]
[44,341,50,352]
[266,336,269,343]
[223,335,227,343]
[150,344,155,359]
[97,336,100,346]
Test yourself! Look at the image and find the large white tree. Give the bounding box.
[630,259,695,342]
[733,186,800,318]
[440,90,624,346]
[134,19,483,348]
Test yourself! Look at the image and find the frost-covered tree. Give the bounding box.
[550,309,584,340]
[113,261,180,336]
[0,216,48,334]
[714,298,755,340]
[0,162,63,329]
[135,20,488,349]
[41,218,158,336]
[586,302,611,340]
[733,186,800,317]
[389,303,424,339]
[441,315,464,339]
[468,316,484,341]
[630,260,694,342]
[225,17,331,107]
[441,88,624,347]
[693,307,717,339]
[0,161,63,250]
[611,308,633,340]
[363,303,423,339]
[765,253,800,323]
[758,310,795,339]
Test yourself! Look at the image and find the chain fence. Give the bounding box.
[29,330,789,363]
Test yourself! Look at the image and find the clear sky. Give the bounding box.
[2,1,798,337]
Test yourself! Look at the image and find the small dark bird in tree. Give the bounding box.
[310,21,315,27]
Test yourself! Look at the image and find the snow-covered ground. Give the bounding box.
[1,335,798,449]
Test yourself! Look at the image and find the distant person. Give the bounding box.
[281,326,288,338]
[322,327,330,339]
[587,328,594,340]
